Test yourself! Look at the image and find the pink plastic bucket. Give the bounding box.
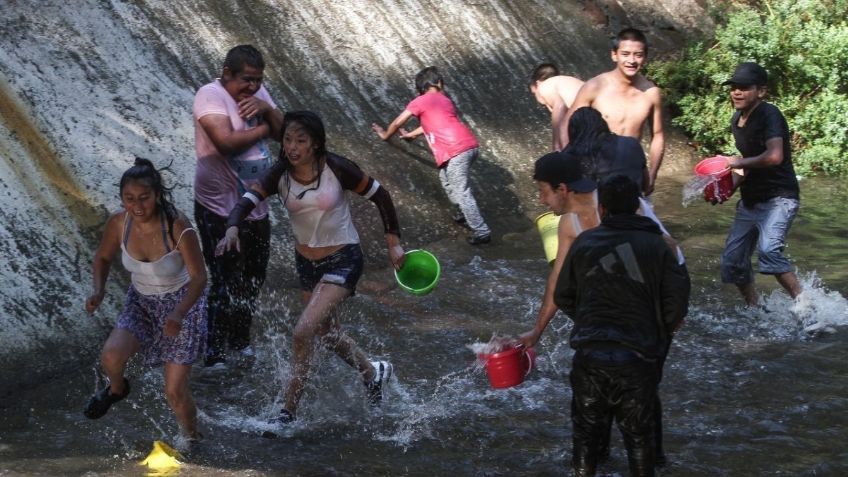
[695,156,733,203]
[478,346,536,389]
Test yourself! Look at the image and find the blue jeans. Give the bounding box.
[720,197,799,284]
[295,244,364,293]
[439,148,490,237]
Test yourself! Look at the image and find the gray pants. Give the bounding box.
[438,147,490,236]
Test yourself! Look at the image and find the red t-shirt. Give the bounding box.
[405,92,479,167]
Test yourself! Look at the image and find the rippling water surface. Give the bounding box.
[2,173,847,476]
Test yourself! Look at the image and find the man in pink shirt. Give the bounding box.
[372,66,491,245]
[193,45,283,367]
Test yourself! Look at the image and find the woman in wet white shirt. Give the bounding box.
[84,158,207,441]
[218,111,404,426]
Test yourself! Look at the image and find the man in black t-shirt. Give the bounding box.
[719,62,802,306]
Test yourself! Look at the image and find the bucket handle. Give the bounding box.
[514,344,534,376]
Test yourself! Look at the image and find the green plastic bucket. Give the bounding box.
[394,249,440,296]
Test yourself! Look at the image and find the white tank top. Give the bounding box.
[120,213,193,295]
[566,209,600,235]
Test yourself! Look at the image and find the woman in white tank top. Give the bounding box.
[83,158,207,443]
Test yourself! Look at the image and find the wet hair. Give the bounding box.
[280,110,327,162]
[567,107,611,157]
[415,66,444,94]
[223,45,265,75]
[119,157,178,240]
[277,111,328,205]
[529,63,559,87]
[611,28,648,55]
[599,174,640,216]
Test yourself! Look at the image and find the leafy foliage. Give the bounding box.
[649,0,848,176]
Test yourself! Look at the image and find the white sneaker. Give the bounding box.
[366,360,393,406]
[371,360,393,380]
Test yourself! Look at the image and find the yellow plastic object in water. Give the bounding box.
[139,440,182,475]
[535,212,560,265]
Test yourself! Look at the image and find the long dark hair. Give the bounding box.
[565,107,614,182]
[567,107,611,158]
[119,157,178,241]
[278,110,327,166]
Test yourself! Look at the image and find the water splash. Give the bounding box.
[721,272,848,341]
[778,272,848,334]
[682,175,717,208]
[466,334,516,356]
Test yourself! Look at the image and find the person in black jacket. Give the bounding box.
[554,174,690,477]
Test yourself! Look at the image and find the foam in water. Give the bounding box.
[734,272,848,340]
[466,334,516,357]
[782,272,847,334]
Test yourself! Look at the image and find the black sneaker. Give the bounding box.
[204,353,226,368]
[467,233,491,245]
[452,211,467,225]
[366,360,393,406]
[84,378,130,419]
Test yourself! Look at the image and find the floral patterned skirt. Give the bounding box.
[116,285,208,366]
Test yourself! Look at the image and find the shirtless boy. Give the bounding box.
[565,28,664,195]
[528,63,584,151]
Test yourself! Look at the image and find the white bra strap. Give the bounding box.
[173,227,197,249]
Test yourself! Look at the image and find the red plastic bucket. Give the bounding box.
[478,346,536,389]
[694,156,733,203]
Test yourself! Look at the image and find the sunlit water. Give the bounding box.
[2,174,848,477]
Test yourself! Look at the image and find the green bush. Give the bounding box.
[649,0,848,176]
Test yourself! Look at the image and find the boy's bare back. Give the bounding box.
[537,75,585,112]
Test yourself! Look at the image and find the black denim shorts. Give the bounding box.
[295,243,364,292]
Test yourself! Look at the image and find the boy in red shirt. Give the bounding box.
[373,66,491,245]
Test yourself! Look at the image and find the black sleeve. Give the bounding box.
[258,159,287,197]
[225,159,287,228]
[326,153,401,237]
[763,104,789,143]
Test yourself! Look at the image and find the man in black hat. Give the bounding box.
[718,62,802,307]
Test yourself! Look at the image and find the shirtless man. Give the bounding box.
[519,149,599,350]
[564,28,665,195]
[528,63,584,151]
